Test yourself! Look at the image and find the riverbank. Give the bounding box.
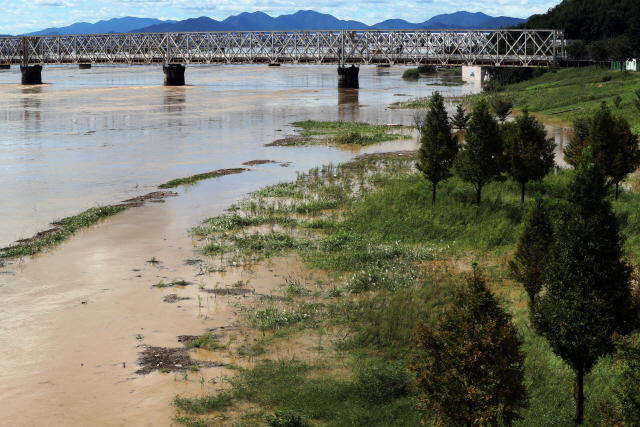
[475,65,640,132]
[171,152,640,426]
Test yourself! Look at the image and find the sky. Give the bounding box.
[0,0,564,35]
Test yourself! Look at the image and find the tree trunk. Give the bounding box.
[432,182,437,205]
[616,182,619,200]
[521,182,526,204]
[476,184,482,205]
[575,368,584,424]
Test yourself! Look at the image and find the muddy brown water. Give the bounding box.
[0,65,571,426]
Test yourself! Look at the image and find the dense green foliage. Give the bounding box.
[502,110,555,203]
[450,104,469,130]
[455,99,504,204]
[524,0,640,53]
[509,197,554,312]
[409,269,529,427]
[416,91,459,204]
[535,150,640,423]
[564,102,640,198]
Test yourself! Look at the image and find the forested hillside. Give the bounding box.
[524,0,640,51]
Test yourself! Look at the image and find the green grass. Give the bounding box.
[402,68,421,79]
[291,120,412,146]
[186,332,227,351]
[477,66,640,132]
[0,205,125,258]
[158,171,233,189]
[176,156,640,427]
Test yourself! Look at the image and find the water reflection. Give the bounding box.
[21,85,42,128]
[163,87,186,114]
[337,88,359,120]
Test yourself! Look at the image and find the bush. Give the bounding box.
[402,68,420,79]
[265,409,311,427]
[357,364,412,402]
[417,65,436,73]
[603,74,613,82]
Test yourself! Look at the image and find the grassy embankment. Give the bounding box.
[0,205,125,259]
[480,66,640,133]
[173,155,640,427]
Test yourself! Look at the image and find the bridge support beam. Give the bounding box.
[338,66,359,89]
[163,64,185,86]
[461,65,484,83]
[79,63,92,69]
[0,64,10,70]
[20,65,42,85]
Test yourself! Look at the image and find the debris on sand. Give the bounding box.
[116,191,178,208]
[135,346,224,375]
[163,294,191,303]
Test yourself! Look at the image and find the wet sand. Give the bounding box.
[0,65,572,426]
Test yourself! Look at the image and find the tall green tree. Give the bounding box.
[534,149,640,424]
[409,268,529,427]
[502,110,555,203]
[455,98,504,204]
[416,91,459,204]
[563,102,640,199]
[509,196,554,315]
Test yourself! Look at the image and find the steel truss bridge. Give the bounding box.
[0,29,565,68]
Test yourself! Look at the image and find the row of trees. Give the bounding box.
[416,92,555,205]
[566,35,636,66]
[410,96,640,425]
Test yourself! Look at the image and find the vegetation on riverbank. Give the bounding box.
[158,168,248,189]
[477,66,640,133]
[290,120,412,146]
[0,205,125,258]
[173,145,640,426]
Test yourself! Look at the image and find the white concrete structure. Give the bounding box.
[462,65,484,82]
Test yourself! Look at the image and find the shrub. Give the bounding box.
[602,74,613,82]
[402,68,420,79]
[357,364,412,402]
[265,409,311,427]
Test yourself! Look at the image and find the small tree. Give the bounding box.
[509,196,554,314]
[534,149,640,424]
[588,40,609,67]
[450,104,470,130]
[455,98,504,204]
[409,268,529,427]
[490,96,513,123]
[502,110,555,203]
[567,41,588,64]
[416,91,459,204]
[563,102,640,199]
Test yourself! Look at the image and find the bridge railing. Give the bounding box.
[0,29,565,67]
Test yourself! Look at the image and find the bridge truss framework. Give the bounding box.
[0,29,565,68]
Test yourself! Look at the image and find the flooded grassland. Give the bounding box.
[0,65,571,426]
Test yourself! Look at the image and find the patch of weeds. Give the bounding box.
[252,307,311,331]
[159,367,169,373]
[187,332,227,351]
[174,391,233,414]
[264,409,311,427]
[284,277,309,298]
[158,168,246,189]
[291,120,411,146]
[189,365,200,372]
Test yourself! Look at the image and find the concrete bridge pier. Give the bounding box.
[461,65,484,82]
[163,64,185,86]
[79,63,91,69]
[338,65,359,89]
[20,65,42,85]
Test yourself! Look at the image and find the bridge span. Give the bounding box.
[0,29,565,86]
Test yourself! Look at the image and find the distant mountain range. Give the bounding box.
[18,10,527,36]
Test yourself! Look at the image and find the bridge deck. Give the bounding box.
[0,29,565,68]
